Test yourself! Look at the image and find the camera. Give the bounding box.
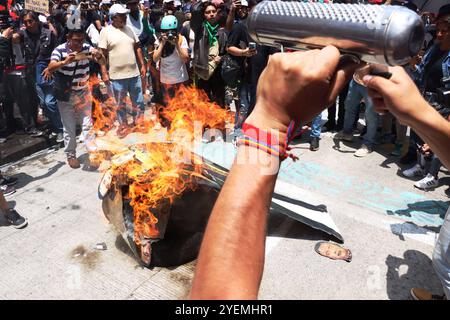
[166,30,177,42]
[248,42,256,50]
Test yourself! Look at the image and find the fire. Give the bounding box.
[91,82,232,244]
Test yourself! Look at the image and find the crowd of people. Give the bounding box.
[0,0,449,300]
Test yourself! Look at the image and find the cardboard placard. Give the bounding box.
[25,0,49,14]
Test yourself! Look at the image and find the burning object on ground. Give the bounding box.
[93,86,343,268]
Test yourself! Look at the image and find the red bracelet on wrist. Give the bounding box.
[236,122,299,161]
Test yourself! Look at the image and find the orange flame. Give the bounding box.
[91,83,232,244]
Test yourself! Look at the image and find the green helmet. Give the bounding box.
[160,15,178,30]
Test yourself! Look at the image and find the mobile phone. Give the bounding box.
[249,42,256,50]
[74,52,92,61]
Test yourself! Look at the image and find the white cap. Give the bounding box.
[109,4,130,16]
[100,0,112,5]
[240,0,248,7]
[174,0,181,6]
[163,0,173,3]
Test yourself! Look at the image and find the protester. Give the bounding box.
[153,15,189,107]
[191,1,227,107]
[47,28,104,168]
[225,0,256,136]
[334,79,380,157]
[189,43,450,299]
[98,3,146,138]
[14,10,64,142]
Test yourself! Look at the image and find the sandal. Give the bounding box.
[314,241,352,262]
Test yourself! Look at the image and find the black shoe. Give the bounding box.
[5,209,28,229]
[0,176,18,186]
[310,137,320,151]
[400,150,417,165]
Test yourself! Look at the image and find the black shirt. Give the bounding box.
[226,20,250,67]
[424,49,447,93]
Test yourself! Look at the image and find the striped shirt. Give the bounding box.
[51,43,93,91]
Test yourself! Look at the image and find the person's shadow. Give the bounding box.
[7,161,65,190]
[385,250,444,299]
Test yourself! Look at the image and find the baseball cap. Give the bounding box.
[109,3,130,16]
[239,0,248,7]
[163,0,174,3]
[100,0,112,5]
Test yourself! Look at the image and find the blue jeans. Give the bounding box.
[310,113,322,138]
[111,76,145,124]
[433,207,450,299]
[234,82,256,130]
[343,80,379,147]
[35,61,63,133]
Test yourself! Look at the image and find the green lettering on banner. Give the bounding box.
[24,0,49,14]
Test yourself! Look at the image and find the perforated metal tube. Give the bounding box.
[247,1,425,66]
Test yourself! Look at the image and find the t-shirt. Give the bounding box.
[51,42,93,91]
[98,25,140,80]
[226,20,250,67]
[127,12,144,38]
[156,35,189,84]
[424,50,447,93]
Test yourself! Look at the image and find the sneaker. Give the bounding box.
[56,132,64,143]
[410,288,446,300]
[67,156,81,169]
[354,144,373,157]
[402,164,425,178]
[414,173,439,190]
[334,131,353,142]
[0,137,6,143]
[0,185,16,196]
[26,127,44,137]
[390,143,403,157]
[309,137,320,151]
[4,209,28,229]
[0,176,18,186]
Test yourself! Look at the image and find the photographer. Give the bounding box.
[153,15,189,107]
[46,28,105,169]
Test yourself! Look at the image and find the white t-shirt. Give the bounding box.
[156,35,189,85]
[126,12,144,38]
[98,25,140,80]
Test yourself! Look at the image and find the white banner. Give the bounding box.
[25,0,49,14]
